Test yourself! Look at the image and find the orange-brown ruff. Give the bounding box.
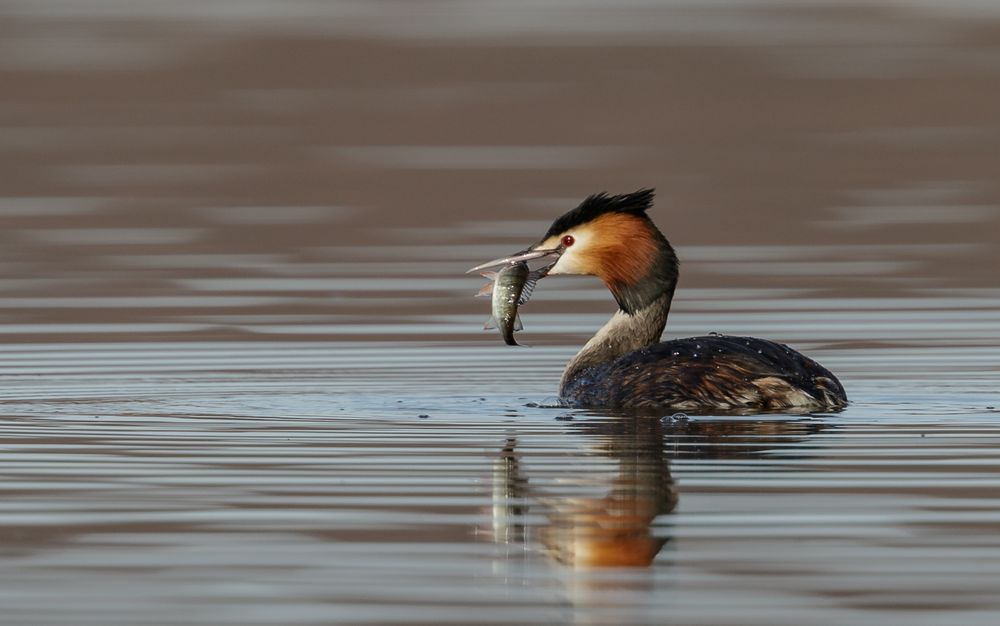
[524,189,847,413]
[581,213,661,307]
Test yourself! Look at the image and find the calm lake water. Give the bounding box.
[2,2,1000,625]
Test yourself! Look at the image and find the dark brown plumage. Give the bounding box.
[560,334,846,413]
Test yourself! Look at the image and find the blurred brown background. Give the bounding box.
[1,1,999,344]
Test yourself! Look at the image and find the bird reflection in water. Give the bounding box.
[486,416,675,568]
[485,416,823,568]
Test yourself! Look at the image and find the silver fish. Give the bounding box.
[476,261,545,346]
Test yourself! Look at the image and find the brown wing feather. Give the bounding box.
[561,335,847,413]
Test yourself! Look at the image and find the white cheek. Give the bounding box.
[548,250,587,275]
[545,230,594,275]
[536,230,594,275]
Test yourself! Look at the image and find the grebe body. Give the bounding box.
[561,333,845,412]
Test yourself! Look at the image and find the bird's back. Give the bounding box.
[560,335,847,413]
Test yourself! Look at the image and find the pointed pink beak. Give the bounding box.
[466,247,562,274]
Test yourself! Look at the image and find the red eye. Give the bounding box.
[561,235,575,247]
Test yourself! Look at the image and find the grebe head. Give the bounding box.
[469,189,678,314]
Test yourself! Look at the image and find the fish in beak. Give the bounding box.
[469,246,563,347]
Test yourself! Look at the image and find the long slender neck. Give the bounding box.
[561,289,674,389]
[559,223,679,392]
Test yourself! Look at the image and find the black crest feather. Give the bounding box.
[543,188,655,240]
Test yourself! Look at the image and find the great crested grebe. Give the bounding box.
[470,189,847,413]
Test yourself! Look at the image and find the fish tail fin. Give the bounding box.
[505,336,531,347]
[513,313,523,331]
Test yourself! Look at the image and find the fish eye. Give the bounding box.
[561,235,575,247]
